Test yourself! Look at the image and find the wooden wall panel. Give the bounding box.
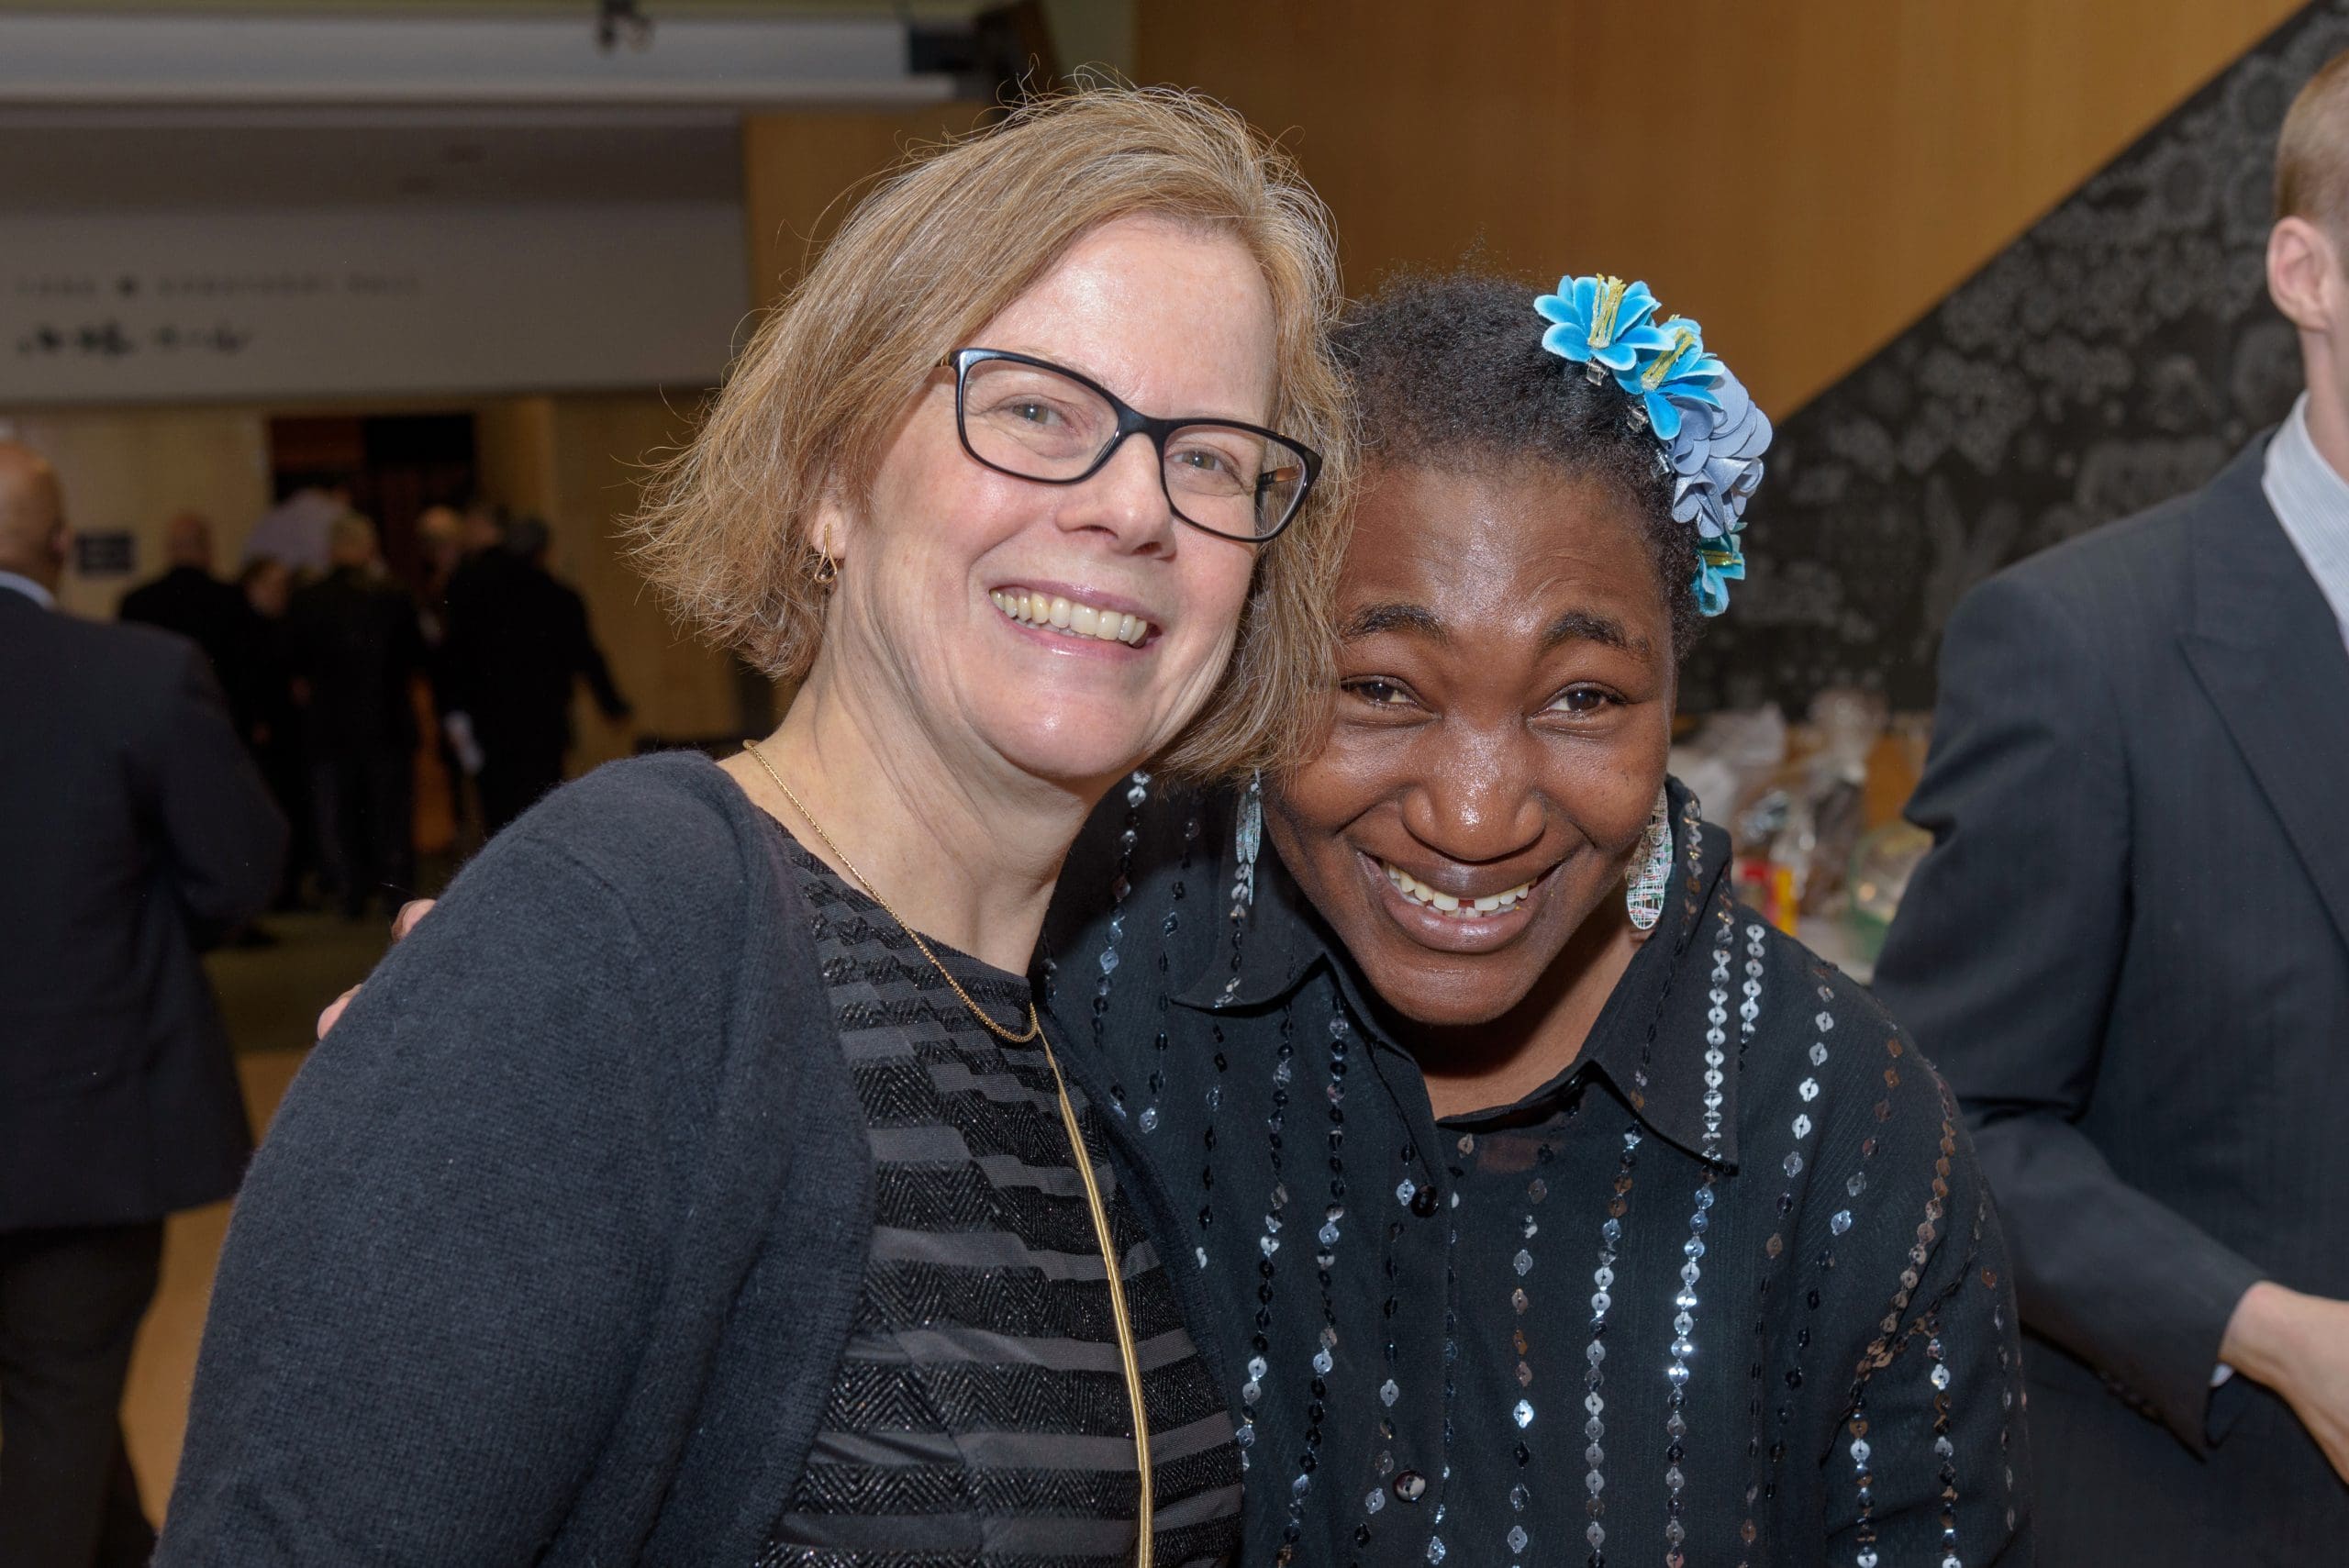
[741,104,991,307]
[540,392,740,770]
[1139,0,2310,413]
[0,405,272,617]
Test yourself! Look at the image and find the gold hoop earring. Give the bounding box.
[808,550,839,590]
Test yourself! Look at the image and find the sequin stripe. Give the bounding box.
[1923,1312,1963,1568]
[1352,1139,1419,1563]
[1194,1024,1229,1273]
[1845,1396,1879,1568]
[1091,773,1149,1123]
[1134,800,1200,1138]
[1698,911,1735,1162]
[1425,1133,1469,1568]
[818,1358,1227,1435]
[859,1259,1192,1343]
[1983,1192,2019,1540]
[1738,973,1841,1563]
[1498,1140,1562,1566]
[1581,1126,1643,1568]
[785,1443,1239,1516]
[1853,1096,1959,1377]
[1662,1171,1716,1567]
[1235,1001,1297,1464]
[1272,1008,1353,1562]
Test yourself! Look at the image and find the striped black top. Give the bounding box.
[758,829,1244,1567]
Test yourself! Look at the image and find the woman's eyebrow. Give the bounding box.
[1340,601,1448,642]
[1542,607,1645,655]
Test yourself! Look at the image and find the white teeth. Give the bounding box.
[1382,861,1536,918]
[990,590,1152,646]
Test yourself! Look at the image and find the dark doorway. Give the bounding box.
[268,412,476,590]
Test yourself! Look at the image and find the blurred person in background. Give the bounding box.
[0,441,284,1568]
[1876,50,2349,1564]
[287,513,425,919]
[441,513,630,835]
[413,504,473,840]
[239,555,312,909]
[118,510,268,751]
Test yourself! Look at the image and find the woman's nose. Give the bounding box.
[1399,732,1548,865]
[1059,434,1177,553]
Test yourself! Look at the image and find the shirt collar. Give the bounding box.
[2262,392,2349,649]
[0,570,55,609]
[1174,778,1742,1169]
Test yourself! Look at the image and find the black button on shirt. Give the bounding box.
[1040,778,2034,1568]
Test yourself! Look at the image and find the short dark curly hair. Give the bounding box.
[1332,270,1701,655]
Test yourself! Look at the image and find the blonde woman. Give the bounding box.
[157,87,1349,1568]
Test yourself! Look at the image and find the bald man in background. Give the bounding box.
[0,442,284,1567]
[118,511,269,751]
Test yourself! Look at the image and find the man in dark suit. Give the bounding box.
[0,442,285,1567]
[1876,55,2349,1567]
[286,512,425,917]
[441,515,629,836]
[117,511,268,748]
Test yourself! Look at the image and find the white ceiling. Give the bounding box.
[0,9,960,212]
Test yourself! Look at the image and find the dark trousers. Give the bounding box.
[309,741,415,917]
[0,1223,163,1568]
[478,740,566,839]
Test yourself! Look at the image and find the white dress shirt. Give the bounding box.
[2260,391,2349,652]
[0,569,54,609]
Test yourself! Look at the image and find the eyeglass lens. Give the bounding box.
[959,355,1308,539]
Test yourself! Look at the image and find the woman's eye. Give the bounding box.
[1005,399,1062,428]
[1550,686,1617,716]
[1344,678,1413,707]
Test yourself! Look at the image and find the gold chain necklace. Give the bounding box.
[742,740,1154,1563]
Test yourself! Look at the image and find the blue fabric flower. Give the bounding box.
[1618,316,1724,441]
[1692,532,1746,618]
[1536,275,1670,374]
[1531,273,1773,615]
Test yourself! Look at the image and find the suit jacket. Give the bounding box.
[443,553,626,757]
[287,566,425,755]
[1875,435,2349,1565]
[118,564,270,740]
[0,589,286,1229]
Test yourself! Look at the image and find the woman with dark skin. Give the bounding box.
[342,272,2031,1566]
[1041,273,2032,1567]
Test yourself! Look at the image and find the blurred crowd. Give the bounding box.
[117,495,629,924]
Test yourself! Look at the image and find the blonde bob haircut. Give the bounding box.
[630,83,1353,782]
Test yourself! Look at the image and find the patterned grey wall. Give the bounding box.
[1683,0,2349,712]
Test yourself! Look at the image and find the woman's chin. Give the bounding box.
[980,719,1169,792]
[1356,947,1545,1030]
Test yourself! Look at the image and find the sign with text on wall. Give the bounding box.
[1,201,748,405]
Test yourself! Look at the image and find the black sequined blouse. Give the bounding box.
[1039,777,2034,1568]
[760,829,1244,1567]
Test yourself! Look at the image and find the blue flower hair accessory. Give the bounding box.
[1534,273,1773,616]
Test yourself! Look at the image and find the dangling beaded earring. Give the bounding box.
[1624,786,1672,935]
[1230,770,1263,917]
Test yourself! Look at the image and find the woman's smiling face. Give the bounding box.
[1264,460,1676,1028]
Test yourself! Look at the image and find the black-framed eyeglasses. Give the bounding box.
[944,347,1321,543]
